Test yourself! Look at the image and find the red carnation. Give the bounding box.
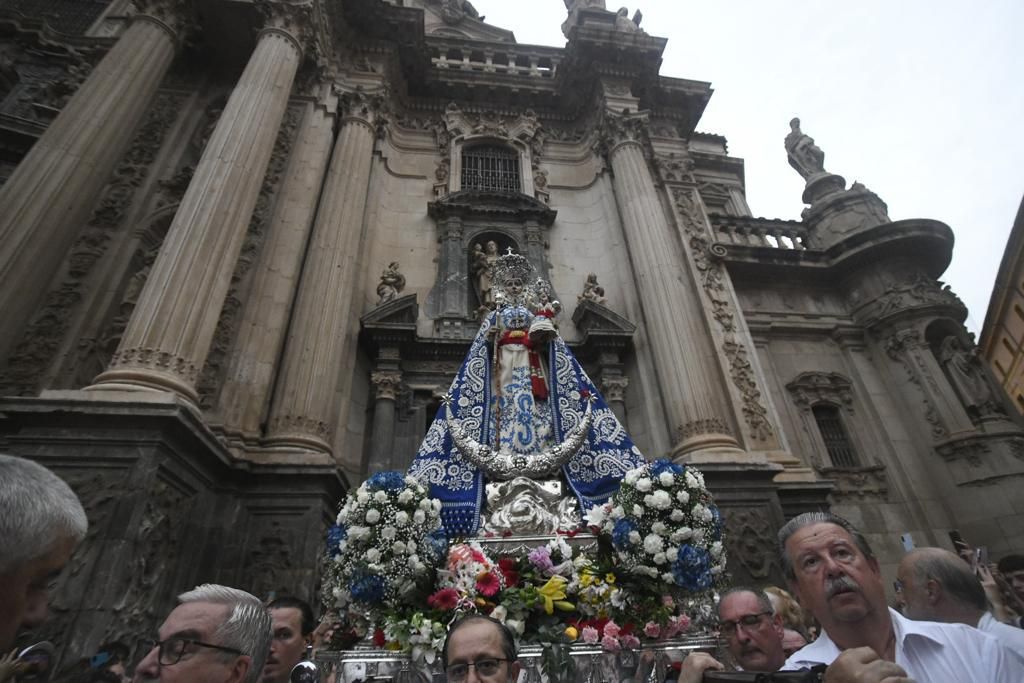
[372,628,386,647]
[498,557,520,586]
[427,587,460,611]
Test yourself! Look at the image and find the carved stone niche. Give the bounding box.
[785,371,875,472]
[425,190,557,339]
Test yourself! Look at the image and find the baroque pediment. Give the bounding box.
[361,293,418,328]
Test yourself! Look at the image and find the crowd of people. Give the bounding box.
[3,452,1024,683]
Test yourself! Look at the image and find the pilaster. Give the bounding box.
[89,2,309,402]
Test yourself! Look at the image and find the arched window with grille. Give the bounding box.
[461,144,521,193]
[812,404,859,468]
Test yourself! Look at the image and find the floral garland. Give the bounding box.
[587,459,725,591]
[323,472,446,613]
[320,463,727,665]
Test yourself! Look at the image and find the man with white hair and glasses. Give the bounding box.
[133,584,272,683]
[0,453,88,651]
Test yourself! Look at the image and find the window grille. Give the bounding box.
[461,145,520,193]
[812,404,859,468]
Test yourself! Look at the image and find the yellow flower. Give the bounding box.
[604,573,616,584]
[537,576,573,614]
[564,626,579,641]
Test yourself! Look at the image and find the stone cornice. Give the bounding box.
[427,189,557,226]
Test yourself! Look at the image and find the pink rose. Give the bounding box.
[601,634,621,651]
[621,634,641,649]
[603,620,621,638]
[643,622,661,638]
[581,626,600,644]
[661,595,675,608]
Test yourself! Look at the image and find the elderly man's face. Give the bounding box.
[445,620,520,682]
[718,591,785,671]
[133,602,249,683]
[785,523,885,629]
[895,557,934,621]
[0,536,75,650]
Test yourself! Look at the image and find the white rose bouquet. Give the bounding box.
[587,459,725,593]
[324,471,447,613]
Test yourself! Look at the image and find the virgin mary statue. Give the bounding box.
[409,251,646,537]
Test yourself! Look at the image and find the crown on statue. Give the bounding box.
[492,249,536,305]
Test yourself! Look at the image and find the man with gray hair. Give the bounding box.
[897,547,1024,656]
[0,453,88,650]
[778,511,1024,682]
[133,584,272,683]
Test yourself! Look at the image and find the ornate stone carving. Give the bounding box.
[338,88,390,137]
[722,506,780,581]
[266,413,330,440]
[786,372,854,411]
[937,335,1006,421]
[674,417,732,443]
[884,329,948,439]
[784,117,826,180]
[671,187,773,440]
[854,272,966,327]
[594,111,649,162]
[255,0,316,54]
[613,7,645,33]
[0,93,182,395]
[653,152,695,185]
[578,273,607,305]
[243,519,297,600]
[371,371,402,401]
[376,262,406,305]
[134,0,195,38]
[600,376,629,403]
[820,465,888,500]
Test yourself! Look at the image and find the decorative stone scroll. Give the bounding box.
[884,329,948,439]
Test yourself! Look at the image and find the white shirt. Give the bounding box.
[782,608,1024,682]
[978,611,1024,657]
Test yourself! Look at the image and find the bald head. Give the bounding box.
[897,547,986,624]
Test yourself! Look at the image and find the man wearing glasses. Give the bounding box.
[676,587,787,682]
[133,584,272,683]
[442,614,521,682]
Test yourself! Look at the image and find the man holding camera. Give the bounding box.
[677,587,788,682]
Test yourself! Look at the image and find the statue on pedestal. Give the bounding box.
[409,250,646,536]
[375,261,405,305]
[784,117,826,180]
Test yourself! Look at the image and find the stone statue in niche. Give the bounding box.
[785,117,827,180]
[938,335,1004,420]
[375,261,405,305]
[471,240,499,311]
[578,272,607,305]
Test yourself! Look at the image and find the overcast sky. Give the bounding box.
[474,0,1024,334]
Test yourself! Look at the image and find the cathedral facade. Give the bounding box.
[1,0,1021,662]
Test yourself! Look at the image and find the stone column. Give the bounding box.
[600,112,742,459]
[601,375,629,426]
[368,370,402,473]
[264,91,386,452]
[438,217,467,318]
[216,86,337,439]
[0,0,188,361]
[90,2,311,402]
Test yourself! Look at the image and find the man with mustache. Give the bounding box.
[778,512,1024,682]
[676,587,787,682]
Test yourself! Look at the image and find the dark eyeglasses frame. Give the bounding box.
[140,637,243,666]
[445,657,511,679]
[719,610,773,637]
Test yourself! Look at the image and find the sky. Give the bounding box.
[473,0,1024,335]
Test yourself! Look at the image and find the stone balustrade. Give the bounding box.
[430,41,560,79]
[710,214,809,250]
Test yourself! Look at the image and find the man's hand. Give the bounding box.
[677,651,723,683]
[824,647,915,683]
